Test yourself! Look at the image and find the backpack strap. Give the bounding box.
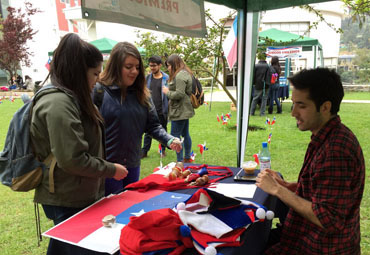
[43,153,57,193]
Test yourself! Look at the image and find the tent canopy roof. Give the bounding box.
[206,0,332,11]
[91,37,118,53]
[259,28,322,49]
[48,37,145,56]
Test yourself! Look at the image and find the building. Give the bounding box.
[260,1,346,71]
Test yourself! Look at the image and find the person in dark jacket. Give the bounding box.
[98,42,182,195]
[30,33,128,255]
[268,56,282,114]
[250,52,270,116]
[162,54,195,163]
[141,55,169,158]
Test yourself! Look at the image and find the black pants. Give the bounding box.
[142,114,167,153]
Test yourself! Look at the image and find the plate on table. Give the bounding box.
[233,168,258,182]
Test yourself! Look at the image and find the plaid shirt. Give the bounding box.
[266,116,365,255]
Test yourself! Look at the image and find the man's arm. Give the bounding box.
[256,170,323,228]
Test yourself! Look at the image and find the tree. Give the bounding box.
[135,10,238,106]
[0,2,40,80]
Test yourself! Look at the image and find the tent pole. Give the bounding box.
[236,10,260,167]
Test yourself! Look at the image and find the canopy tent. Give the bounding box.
[259,28,322,49]
[48,37,145,56]
[80,0,335,167]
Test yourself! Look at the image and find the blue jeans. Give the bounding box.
[250,88,269,116]
[268,87,281,112]
[171,119,192,162]
[105,166,140,196]
[42,204,109,255]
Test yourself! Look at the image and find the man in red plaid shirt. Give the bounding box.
[256,68,365,254]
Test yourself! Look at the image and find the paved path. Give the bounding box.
[205,88,370,104]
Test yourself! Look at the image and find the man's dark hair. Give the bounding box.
[148,55,162,65]
[288,67,344,115]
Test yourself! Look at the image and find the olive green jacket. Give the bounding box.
[30,88,116,208]
[167,70,195,121]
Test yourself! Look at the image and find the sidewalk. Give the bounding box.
[205,88,370,104]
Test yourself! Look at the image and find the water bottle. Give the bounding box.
[259,142,271,171]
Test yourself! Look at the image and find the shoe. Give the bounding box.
[141,151,148,159]
[268,108,273,114]
[184,158,192,163]
[277,106,282,114]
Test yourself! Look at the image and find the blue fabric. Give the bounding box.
[171,119,192,162]
[105,166,140,196]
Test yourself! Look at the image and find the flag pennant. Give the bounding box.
[268,133,272,144]
[197,142,208,155]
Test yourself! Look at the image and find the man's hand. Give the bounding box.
[169,138,182,153]
[113,163,128,180]
[256,169,280,196]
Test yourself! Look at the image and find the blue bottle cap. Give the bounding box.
[262,142,268,148]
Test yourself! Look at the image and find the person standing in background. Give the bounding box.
[162,54,194,163]
[250,52,271,116]
[97,42,182,196]
[141,55,169,158]
[268,56,282,114]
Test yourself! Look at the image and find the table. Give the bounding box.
[179,164,277,255]
[43,164,279,255]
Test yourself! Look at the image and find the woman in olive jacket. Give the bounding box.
[162,54,195,163]
[30,33,128,255]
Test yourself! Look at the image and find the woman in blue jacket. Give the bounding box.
[97,42,182,195]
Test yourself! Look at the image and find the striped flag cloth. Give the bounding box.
[222,16,238,69]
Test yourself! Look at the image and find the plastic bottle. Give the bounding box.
[259,142,271,171]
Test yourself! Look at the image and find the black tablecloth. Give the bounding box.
[177,164,278,255]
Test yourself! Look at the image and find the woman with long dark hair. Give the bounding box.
[31,33,128,254]
[268,56,282,114]
[162,54,195,163]
[97,42,181,195]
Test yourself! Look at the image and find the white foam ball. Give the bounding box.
[256,208,266,219]
[176,202,186,211]
[266,210,275,220]
[205,246,217,255]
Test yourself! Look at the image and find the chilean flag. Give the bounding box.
[223,16,238,69]
[43,190,190,254]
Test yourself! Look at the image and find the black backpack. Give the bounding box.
[190,76,204,109]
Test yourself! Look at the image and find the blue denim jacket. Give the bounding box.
[146,71,169,117]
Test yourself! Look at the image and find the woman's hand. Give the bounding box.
[162,86,169,94]
[169,138,182,153]
[113,163,128,180]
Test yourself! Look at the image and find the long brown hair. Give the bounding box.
[47,33,103,126]
[166,54,192,82]
[100,42,150,107]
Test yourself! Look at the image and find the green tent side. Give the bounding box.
[258,28,322,50]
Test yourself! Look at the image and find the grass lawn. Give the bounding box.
[0,98,369,254]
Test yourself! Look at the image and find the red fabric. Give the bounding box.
[126,164,233,192]
[119,208,193,254]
